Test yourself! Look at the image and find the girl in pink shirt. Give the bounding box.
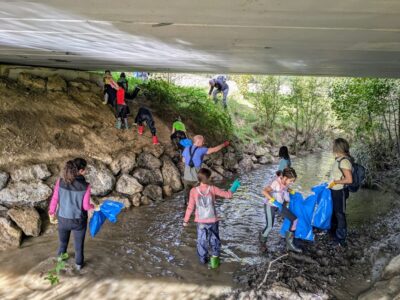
[183,168,234,267]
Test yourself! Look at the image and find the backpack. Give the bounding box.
[196,186,216,220]
[188,146,199,168]
[338,157,366,193]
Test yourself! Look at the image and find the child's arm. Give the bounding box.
[262,186,274,202]
[212,186,233,199]
[183,189,196,225]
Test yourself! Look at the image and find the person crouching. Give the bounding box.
[134,107,159,144]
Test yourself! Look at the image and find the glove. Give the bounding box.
[229,179,241,193]
[223,141,230,147]
[49,214,58,225]
[328,181,336,189]
[288,189,295,195]
[94,204,101,211]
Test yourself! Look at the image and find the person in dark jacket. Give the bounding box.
[48,158,95,270]
[134,107,159,145]
[209,76,229,108]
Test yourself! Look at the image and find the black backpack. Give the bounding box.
[338,157,366,193]
[188,146,198,168]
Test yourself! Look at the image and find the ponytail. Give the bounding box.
[63,160,78,184]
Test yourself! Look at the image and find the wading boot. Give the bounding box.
[115,118,122,129]
[123,118,130,129]
[285,231,302,253]
[138,125,144,135]
[209,256,220,269]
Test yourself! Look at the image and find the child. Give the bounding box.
[261,167,302,253]
[134,107,159,145]
[117,72,129,91]
[276,146,291,176]
[170,117,188,151]
[103,70,119,106]
[115,82,129,129]
[48,158,95,270]
[183,168,234,268]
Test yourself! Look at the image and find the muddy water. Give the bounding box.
[0,152,395,300]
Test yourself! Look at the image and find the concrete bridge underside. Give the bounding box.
[1,0,400,77]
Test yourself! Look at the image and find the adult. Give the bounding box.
[48,158,95,270]
[103,70,119,107]
[328,138,353,247]
[209,75,229,109]
[135,107,159,145]
[182,135,229,205]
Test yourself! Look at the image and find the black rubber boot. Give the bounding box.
[285,231,302,253]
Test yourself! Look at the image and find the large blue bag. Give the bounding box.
[280,184,333,241]
[89,200,125,237]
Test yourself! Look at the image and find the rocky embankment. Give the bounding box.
[0,71,279,251]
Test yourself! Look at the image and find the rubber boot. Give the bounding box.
[138,125,144,135]
[115,118,122,129]
[285,231,302,253]
[152,135,159,145]
[123,118,129,129]
[209,256,220,269]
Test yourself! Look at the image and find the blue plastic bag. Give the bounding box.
[89,200,124,237]
[89,210,106,237]
[179,138,193,147]
[100,200,124,223]
[311,184,332,230]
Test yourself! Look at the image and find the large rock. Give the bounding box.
[98,195,131,209]
[383,254,400,279]
[17,73,46,91]
[7,207,42,237]
[254,145,270,157]
[132,168,163,186]
[258,154,274,165]
[0,181,52,208]
[0,205,8,218]
[0,171,9,190]
[143,185,163,201]
[11,164,51,182]
[115,174,143,195]
[163,185,173,197]
[205,152,224,166]
[238,155,254,173]
[137,152,162,170]
[0,217,22,250]
[143,145,165,158]
[140,195,152,206]
[161,156,183,192]
[223,152,239,171]
[243,143,256,155]
[109,153,136,175]
[46,75,67,92]
[85,161,115,196]
[130,193,142,207]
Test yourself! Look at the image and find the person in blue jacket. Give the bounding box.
[208,76,229,108]
[276,146,291,176]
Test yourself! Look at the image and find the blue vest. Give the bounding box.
[58,176,89,219]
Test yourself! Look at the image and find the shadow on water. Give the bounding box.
[0,151,395,299]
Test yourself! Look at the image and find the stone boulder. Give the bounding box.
[68,79,92,92]
[0,181,52,209]
[132,168,163,186]
[238,155,254,173]
[0,171,9,190]
[143,185,163,201]
[143,145,164,158]
[205,152,223,166]
[7,207,41,237]
[17,73,46,91]
[130,193,141,207]
[98,195,131,209]
[0,217,22,250]
[140,195,152,206]
[109,153,136,175]
[258,154,274,165]
[161,156,183,192]
[223,152,239,171]
[254,146,270,157]
[0,205,8,218]
[163,185,173,197]
[137,152,162,170]
[85,161,115,196]
[46,75,67,92]
[383,254,400,279]
[243,143,256,155]
[115,174,143,195]
[11,164,51,182]
[251,156,258,163]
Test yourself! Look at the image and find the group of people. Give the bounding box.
[103,70,159,145]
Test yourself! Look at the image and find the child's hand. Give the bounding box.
[49,214,58,225]
[183,222,188,227]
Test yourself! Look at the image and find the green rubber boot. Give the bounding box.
[115,118,122,129]
[209,256,220,269]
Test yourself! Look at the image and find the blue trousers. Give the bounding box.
[58,217,87,266]
[197,222,221,264]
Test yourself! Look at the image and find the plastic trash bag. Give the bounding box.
[89,200,124,237]
[90,210,106,237]
[311,184,332,230]
[179,138,193,148]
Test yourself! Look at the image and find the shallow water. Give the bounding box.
[0,152,395,299]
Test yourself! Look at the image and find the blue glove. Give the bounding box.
[229,179,241,192]
[272,199,283,211]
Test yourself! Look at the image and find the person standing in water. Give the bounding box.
[328,138,353,247]
[276,146,291,176]
[183,168,234,268]
[48,158,95,270]
[261,167,302,253]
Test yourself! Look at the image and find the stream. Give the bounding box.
[0,152,397,300]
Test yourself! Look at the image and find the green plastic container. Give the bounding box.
[210,256,220,269]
